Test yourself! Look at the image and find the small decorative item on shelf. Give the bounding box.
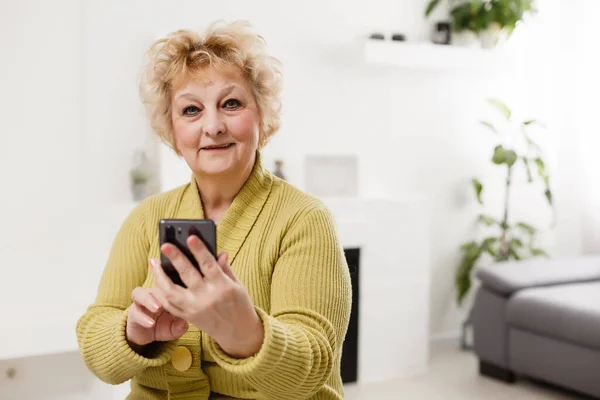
[391,33,406,42]
[432,22,452,45]
[369,33,385,40]
[130,149,153,202]
[273,159,286,180]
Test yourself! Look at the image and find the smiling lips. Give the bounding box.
[201,143,235,151]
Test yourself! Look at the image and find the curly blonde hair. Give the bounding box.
[139,20,283,152]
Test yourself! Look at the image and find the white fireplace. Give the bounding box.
[319,197,432,383]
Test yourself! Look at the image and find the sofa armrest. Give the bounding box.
[476,255,600,296]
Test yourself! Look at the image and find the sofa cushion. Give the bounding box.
[507,281,600,350]
[477,255,600,296]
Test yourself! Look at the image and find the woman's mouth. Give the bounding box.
[201,143,235,151]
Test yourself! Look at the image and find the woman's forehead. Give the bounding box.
[171,65,249,96]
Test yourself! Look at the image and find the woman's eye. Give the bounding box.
[182,106,200,116]
[223,99,241,110]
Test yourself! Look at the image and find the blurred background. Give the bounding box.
[1,0,599,399]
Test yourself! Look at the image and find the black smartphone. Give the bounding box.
[158,219,217,287]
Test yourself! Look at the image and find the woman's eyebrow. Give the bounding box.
[174,84,244,102]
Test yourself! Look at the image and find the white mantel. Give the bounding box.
[319,196,432,383]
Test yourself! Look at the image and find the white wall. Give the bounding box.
[0,0,84,342]
[566,0,600,254]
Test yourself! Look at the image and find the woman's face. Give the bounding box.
[170,65,260,179]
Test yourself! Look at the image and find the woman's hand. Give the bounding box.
[150,236,264,359]
[126,286,189,352]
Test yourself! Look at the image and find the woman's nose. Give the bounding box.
[202,108,225,136]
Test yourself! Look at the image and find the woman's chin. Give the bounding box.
[196,161,234,177]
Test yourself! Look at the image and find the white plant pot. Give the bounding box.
[479,23,502,49]
[451,30,479,47]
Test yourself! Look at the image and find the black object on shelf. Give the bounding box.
[369,33,385,40]
[391,33,406,41]
[432,22,451,45]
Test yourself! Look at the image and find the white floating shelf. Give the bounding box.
[364,39,509,71]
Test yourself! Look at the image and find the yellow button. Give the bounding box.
[171,346,192,372]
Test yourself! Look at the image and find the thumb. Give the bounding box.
[171,317,189,338]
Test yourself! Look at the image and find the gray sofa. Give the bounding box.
[473,255,600,398]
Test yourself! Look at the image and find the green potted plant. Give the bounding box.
[425,0,536,48]
[456,98,553,348]
[478,0,536,48]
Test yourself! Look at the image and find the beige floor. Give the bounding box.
[343,348,587,399]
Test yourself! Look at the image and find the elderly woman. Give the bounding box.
[76,21,352,400]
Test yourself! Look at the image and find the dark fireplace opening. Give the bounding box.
[341,247,360,384]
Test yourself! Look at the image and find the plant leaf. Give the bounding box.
[492,145,517,167]
[451,3,479,31]
[524,119,547,129]
[524,133,542,151]
[488,99,512,120]
[509,248,522,260]
[504,149,517,167]
[456,242,483,305]
[534,157,546,177]
[522,157,533,182]
[425,0,441,16]
[508,238,523,260]
[481,237,499,257]
[531,248,550,257]
[545,188,553,206]
[478,214,498,226]
[472,178,483,204]
[516,222,536,235]
[492,145,506,164]
[460,241,478,251]
[510,237,524,248]
[481,121,499,134]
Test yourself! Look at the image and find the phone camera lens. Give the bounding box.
[165,225,175,240]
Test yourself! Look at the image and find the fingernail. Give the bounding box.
[150,259,159,268]
[152,303,160,311]
[146,317,155,326]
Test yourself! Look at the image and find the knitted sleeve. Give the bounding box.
[206,206,352,399]
[75,201,176,384]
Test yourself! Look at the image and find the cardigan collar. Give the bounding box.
[177,151,273,265]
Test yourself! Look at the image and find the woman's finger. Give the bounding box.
[132,287,162,314]
[149,278,186,319]
[129,303,156,328]
[188,235,224,281]
[160,243,203,290]
[150,259,187,297]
